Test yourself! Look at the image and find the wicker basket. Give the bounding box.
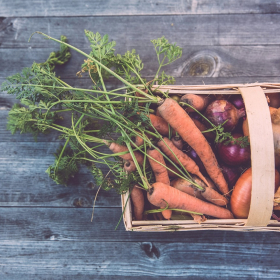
[122,83,280,232]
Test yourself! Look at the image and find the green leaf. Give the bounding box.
[151,36,182,65]
[37,35,71,71]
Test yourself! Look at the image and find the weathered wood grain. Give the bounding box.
[0,239,279,279]
[1,46,280,81]
[1,2,280,279]
[1,0,280,17]
[1,14,280,49]
[0,141,119,207]
[1,207,280,243]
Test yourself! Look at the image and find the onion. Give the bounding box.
[242,117,249,138]
[267,93,280,108]
[229,95,245,110]
[217,133,251,167]
[230,168,280,218]
[170,95,181,103]
[205,100,246,132]
[219,163,241,190]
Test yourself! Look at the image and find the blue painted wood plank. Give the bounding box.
[1,0,280,17]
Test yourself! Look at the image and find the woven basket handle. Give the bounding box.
[238,86,275,226]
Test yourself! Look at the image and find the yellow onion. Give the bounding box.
[230,168,280,218]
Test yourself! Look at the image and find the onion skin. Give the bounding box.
[230,168,252,218]
[229,95,245,110]
[217,133,251,167]
[220,163,241,190]
[269,107,280,126]
[170,95,181,103]
[242,117,249,138]
[230,168,280,218]
[267,93,280,108]
[205,100,246,132]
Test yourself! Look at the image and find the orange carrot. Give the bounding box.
[147,148,172,220]
[149,114,175,136]
[157,137,209,187]
[108,142,144,165]
[166,163,180,178]
[149,203,164,220]
[135,89,148,106]
[158,98,229,195]
[171,178,205,201]
[172,177,228,206]
[134,132,155,147]
[147,148,170,185]
[130,185,145,221]
[134,135,144,147]
[192,177,228,206]
[180,94,211,112]
[147,182,234,219]
[191,214,207,223]
[124,160,136,173]
[191,118,215,141]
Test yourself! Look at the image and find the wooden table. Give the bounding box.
[1,1,280,279]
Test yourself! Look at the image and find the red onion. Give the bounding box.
[229,95,245,110]
[217,133,251,167]
[219,163,241,190]
[205,100,246,132]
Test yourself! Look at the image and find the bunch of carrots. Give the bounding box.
[127,89,280,222]
[3,30,280,224]
[127,96,233,221]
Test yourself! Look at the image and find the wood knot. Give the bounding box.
[0,18,15,33]
[140,242,160,259]
[181,52,220,77]
[73,197,90,207]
